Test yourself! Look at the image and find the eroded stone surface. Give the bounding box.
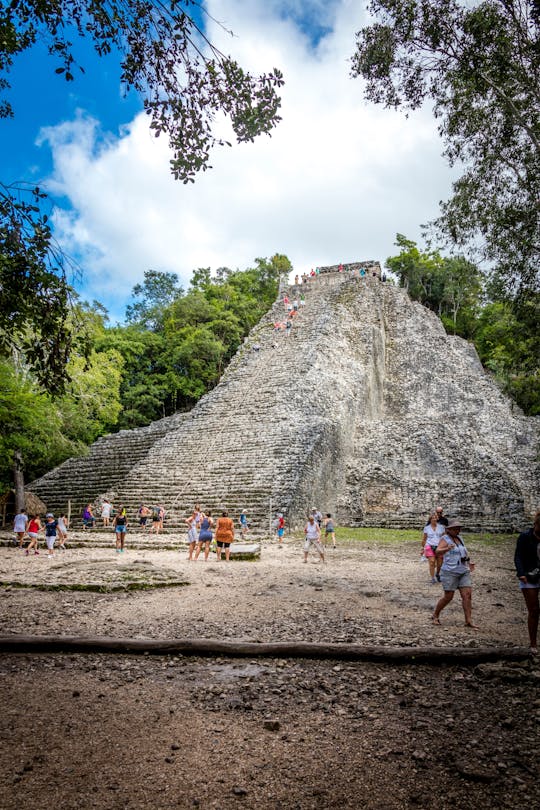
[29,272,539,530]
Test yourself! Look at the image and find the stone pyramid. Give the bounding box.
[29,266,539,532]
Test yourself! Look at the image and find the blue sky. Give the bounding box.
[3,36,140,182]
[1,0,454,323]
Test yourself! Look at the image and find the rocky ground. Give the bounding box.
[0,532,538,809]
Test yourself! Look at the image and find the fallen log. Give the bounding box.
[0,635,531,664]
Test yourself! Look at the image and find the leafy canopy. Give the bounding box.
[0,301,123,489]
[99,254,291,428]
[352,0,540,294]
[0,0,284,181]
[386,234,539,414]
[0,0,284,387]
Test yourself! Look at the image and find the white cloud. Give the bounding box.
[40,0,455,321]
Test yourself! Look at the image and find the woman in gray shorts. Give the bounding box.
[432,520,478,629]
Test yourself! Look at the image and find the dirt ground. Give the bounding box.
[0,532,538,809]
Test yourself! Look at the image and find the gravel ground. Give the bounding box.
[1,533,538,809]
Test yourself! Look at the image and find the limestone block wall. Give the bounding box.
[29,271,539,531]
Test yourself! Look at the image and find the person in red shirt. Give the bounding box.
[26,514,42,555]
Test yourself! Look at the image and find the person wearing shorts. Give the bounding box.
[101,500,112,527]
[323,514,336,549]
[432,520,477,629]
[44,513,58,558]
[239,510,249,540]
[303,515,325,564]
[82,504,95,530]
[277,515,285,543]
[421,513,445,583]
[138,505,150,528]
[57,514,69,550]
[194,512,214,561]
[26,514,42,555]
[13,510,28,548]
[214,511,234,561]
[514,510,540,654]
[113,507,127,552]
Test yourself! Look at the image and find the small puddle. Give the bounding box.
[210,663,267,680]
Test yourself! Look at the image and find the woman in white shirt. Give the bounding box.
[303,515,325,564]
[421,513,445,584]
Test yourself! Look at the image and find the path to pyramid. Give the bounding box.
[0,531,528,651]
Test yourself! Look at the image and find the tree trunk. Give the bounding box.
[13,450,25,514]
[0,635,530,665]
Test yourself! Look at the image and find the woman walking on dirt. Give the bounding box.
[113,507,128,553]
[422,512,445,584]
[57,514,69,550]
[215,511,234,561]
[323,514,336,549]
[432,520,478,629]
[303,515,325,564]
[514,510,540,654]
[26,514,42,555]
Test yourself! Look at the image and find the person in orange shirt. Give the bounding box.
[215,511,235,561]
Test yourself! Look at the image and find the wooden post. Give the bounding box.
[67,499,72,528]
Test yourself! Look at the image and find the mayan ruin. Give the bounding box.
[28,266,540,532]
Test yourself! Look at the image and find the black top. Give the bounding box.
[514,528,540,578]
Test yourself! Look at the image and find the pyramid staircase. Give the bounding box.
[29,268,539,532]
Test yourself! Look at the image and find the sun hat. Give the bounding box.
[45,513,54,518]
[446,519,462,530]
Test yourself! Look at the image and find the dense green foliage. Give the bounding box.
[386,234,483,337]
[0,183,78,393]
[0,302,123,490]
[352,0,540,295]
[387,235,540,414]
[0,254,288,489]
[98,255,290,428]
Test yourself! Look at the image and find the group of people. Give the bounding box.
[12,510,69,557]
[185,504,248,561]
[10,500,539,653]
[300,509,337,563]
[420,505,478,630]
[291,264,383,285]
[421,504,540,652]
[137,504,166,533]
[273,293,304,335]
